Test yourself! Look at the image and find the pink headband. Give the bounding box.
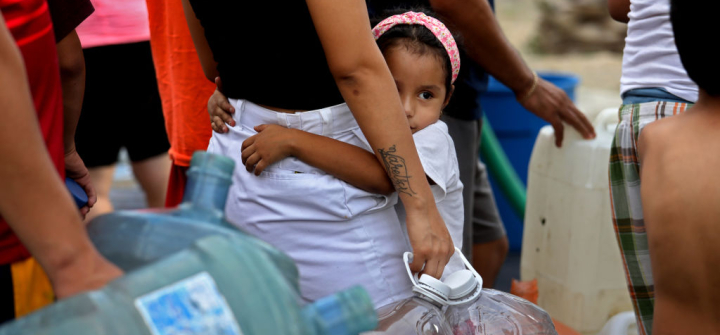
[372,11,461,83]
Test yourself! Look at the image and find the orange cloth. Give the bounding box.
[510,279,581,335]
[11,257,54,318]
[146,0,214,168]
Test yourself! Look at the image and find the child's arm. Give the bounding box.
[241,124,395,195]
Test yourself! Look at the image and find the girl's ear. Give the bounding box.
[442,85,455,110]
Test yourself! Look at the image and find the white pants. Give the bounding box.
[207,100,413,307]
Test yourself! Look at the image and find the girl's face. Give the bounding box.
[384,46,453,133]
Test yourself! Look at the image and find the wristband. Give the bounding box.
[517,71,539,104]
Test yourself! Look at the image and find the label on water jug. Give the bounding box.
[135,272,244,335]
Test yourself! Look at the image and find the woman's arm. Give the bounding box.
[306,0,453,278]
[241,124,394,195]
[181,0,217,82]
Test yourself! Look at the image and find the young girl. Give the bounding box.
[235,10,467,277]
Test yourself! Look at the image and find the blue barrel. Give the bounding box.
[480,73,579,251]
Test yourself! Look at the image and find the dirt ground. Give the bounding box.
[495,0,624,116]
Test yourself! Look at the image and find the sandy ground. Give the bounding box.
[496,0,624,115]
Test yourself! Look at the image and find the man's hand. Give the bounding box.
[519,78,596,147]
[64,148,96,218]
[405,203,454,279]
[208,77,235,133]
[241,124,299,175]
[50,247,123,299]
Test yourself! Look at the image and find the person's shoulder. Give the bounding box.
[414,121,454,147]
[639,114,680,157]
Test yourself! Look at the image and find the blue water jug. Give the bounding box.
[0,152,378,335]
[87,152,296,278]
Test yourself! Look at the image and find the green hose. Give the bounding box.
[479,115,527,219]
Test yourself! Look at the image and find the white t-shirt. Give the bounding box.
[620,0,698,102]
[395,121,466,280]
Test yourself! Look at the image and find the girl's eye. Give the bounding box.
[418,92,433,100]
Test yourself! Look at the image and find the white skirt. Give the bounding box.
[207,99,413,307]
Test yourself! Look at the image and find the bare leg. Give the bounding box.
[472,236,509,288]
[131,153,171,208]
[83,165,116,223]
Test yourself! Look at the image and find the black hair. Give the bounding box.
[670,0,720,97]
[371,7,461,96]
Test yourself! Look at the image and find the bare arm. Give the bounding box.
[0,16,121,298]
[608,0,631,23]
[306,0,453,277]
[241,124,394,195]
[181,0,217,82]
[56,29,96,216]
[430,0,596,147]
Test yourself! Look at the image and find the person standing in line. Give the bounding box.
[208,0,596,288]
[74,0,171,221]
[607,0,698,333]
[184,0,455,307]
[0,0,122,323]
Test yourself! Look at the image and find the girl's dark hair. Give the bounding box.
[371,7,461,95]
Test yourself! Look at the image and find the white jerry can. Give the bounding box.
[520,108,633,334]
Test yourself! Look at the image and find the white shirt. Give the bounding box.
[620,0,698,102]
[395,121,466,280]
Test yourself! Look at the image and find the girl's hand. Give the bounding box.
[241,124,299,175]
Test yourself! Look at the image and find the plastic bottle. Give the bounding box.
[441,265,557,335]
[0,235,378,335]
[387,250,558,335]
[371,295,454,335]
[445,288,557,335]
[0,152,378,335]
[86,151,298,287]
[521,108,631,333]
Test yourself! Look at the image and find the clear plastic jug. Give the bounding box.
[445,288,556,335]
[385,249,558,335]
[371,295,453,335]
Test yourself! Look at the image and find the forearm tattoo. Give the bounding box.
[378,145,417,197]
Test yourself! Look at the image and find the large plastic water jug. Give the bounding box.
[0,152,379,335]
[373,250,557,335]
[446,288,556,335]
[0,235,378,335]
[520,108,633,334]
[86,152,296,282]
[371,296,453,335]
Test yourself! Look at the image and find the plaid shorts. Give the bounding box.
[608,101,691,335]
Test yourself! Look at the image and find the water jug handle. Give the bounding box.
[403,252,420,286]
[593,108,620,134]
[453,247,484,289]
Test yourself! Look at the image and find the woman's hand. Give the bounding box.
[241,124,300,175]
[207,79,235,134]
[405,202,454,279]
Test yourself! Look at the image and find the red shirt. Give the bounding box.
[0,0,65,265]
